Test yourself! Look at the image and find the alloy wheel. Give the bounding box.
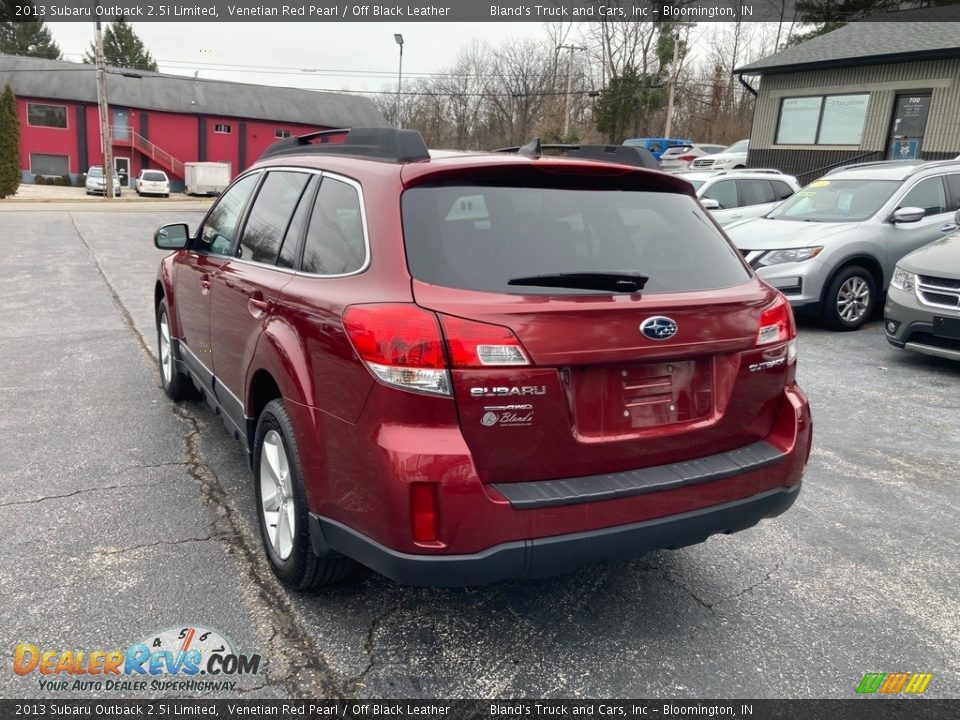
[259,429,296,561]
[837,276,870,323]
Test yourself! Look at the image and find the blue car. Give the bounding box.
[623,137,694,161]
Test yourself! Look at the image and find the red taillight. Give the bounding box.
[344,304,446,368]
[343,304,451,395]
[439,315,530,368]
[411,483,439,543]
[758,294,796,346]
[677,155,696,161]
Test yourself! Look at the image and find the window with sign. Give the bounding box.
[776,94,869,145]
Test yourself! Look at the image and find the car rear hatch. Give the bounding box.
[398,161,794,485]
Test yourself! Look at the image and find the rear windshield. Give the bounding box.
[402,185,750,295]
[142,171,166,182]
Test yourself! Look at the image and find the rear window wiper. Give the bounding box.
[507,272,649,293]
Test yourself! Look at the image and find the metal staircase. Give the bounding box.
[111,126,185,178]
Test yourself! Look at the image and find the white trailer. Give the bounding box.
[184,162,231,196]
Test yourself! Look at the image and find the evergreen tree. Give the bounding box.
[83,18,158,72]
[0,1,63,59]
[593,65,665,144]
[0,84,21,199]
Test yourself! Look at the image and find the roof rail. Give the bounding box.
[824,159,923,175]
[258,127,430,163]
[720,168,785,175]
[904,157,960,177]
[495,139,660,171]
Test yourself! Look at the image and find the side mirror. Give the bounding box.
[155,223,190,250]
[700,198,721,211]
[892,207,925,224]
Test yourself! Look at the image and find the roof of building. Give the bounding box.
[0,53,386,128]
[735,17,960,75]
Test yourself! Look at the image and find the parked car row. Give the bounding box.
[718,159,960,350]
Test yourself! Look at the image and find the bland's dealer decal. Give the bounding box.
[12,626,261,693]
[481,404,534,427]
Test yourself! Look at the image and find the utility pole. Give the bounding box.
[94,21,114,199]
[394,33,404,129]
[664,24,694,139]
[559,44,583,139]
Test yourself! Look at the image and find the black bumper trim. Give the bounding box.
[491,440,784,509]
[309,484,801,587]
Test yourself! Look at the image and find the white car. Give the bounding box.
[677,169,799,227]
[135,169,171,197]
[84,166,121,196]
[659,143,726,173]
[690,139,749,171]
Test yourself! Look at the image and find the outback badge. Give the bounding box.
[640,316,678,340]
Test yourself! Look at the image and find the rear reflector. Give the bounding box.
[411,483,439,543]
[439,314,530,368]
[757,294,796,346]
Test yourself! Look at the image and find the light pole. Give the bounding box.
[394,33,404,129]
[558,44,584,139]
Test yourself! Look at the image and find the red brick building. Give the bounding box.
[0,53,385,190]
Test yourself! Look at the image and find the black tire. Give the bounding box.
[156,299,196,400]
[821,265,877,331]
[253,399,355,591]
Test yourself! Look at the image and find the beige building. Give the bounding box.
[735,22,960,184]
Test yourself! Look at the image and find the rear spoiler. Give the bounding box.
[495,138,661,171]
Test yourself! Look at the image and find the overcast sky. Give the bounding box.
[45,22,547,94]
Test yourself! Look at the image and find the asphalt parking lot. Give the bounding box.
[1,205,958,700]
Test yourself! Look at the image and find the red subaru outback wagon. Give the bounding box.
[153,128,811,590]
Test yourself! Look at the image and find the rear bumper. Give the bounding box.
[309,484,800,587]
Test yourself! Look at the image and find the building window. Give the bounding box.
[214,123,232,134]
[776,94,869,145]
[27,103,68,129]
[275,129,292,139]
[30,153,69,176]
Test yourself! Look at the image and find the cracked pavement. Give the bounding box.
[0,207,958,699]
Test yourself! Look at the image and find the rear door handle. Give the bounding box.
[200,273,211,293]
[940,223,958,233]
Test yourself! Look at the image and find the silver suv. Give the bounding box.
[725,160,960,330]
[679,169,799,227]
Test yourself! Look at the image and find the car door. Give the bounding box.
[208,170,315,435]
[701,179,740,226]
[886,175,954,277]
[173,172,260,393]
[734,178,778,222]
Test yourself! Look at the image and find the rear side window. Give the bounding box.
[300,177,366,275]
[739,179,776,206]
[702,180,738,209]
[402,185,750,295]
[238,171,310,265]
[946,174,960,212]
[772,180,795,200]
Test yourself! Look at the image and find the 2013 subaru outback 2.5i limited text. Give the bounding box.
[152,129,811,589]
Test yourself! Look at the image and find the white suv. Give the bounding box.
[678,169,799,227]
[690,139,749,171]
[135,169,171,197]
